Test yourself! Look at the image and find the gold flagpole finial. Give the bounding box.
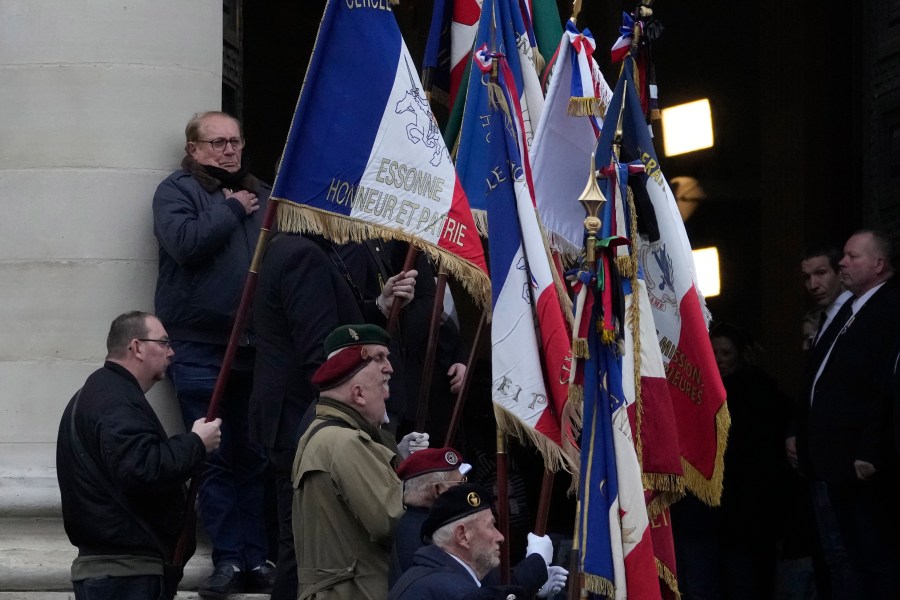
[578,153,607,265]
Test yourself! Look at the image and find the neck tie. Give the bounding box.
[813,296,854,351]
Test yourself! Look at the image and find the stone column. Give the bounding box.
[0,0,222,515]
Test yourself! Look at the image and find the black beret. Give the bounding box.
[421,482,493,542]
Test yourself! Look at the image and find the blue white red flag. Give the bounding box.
[270,0,489,307]
[610,12,635,63]
[450,0,482,108]
[530,24,612,260]
[576,323,621,598]
[456,0,545,232]
[596,57,728,504]
[469,48,574,471]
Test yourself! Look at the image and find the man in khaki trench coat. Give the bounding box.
[292,324,428,599]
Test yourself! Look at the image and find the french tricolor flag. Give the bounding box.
[597,56,728,505]
[468,50,574,472]
[271,0,488,305]
[450,0,482,107]
[610,11,635,63]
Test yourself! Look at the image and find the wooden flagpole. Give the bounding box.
[443,310,487,446]
[414,266,448,432]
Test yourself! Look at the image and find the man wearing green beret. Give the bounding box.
[292,324,429,600]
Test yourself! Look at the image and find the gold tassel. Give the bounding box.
[567,97,601,117]
[567,383,583,407]
[600,328,616,345]
[615,254,635,277]
[488,81,511,121]
[572,338,589,359]
[533,46,546,76]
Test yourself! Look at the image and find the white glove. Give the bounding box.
[526,532,553,566]
[397,431,430,459]
[536,565,569,598]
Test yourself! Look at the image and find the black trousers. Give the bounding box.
[74,574,167,600]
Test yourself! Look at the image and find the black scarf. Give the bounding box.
[201,163,251,189]
[181,155,260,194]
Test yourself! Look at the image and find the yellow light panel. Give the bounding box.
[692,246,720,297]
[661,99,714,157]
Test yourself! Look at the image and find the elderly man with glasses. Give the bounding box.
[388,449,566,598]
[152,111,273,597]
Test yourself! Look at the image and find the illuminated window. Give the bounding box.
[692,246,720,297]
[661,99,714,157]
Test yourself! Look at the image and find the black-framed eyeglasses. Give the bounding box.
[195,137,244,151]
[137,338,174,348]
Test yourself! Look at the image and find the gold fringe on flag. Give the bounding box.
[276,201,492,312]
[645,488,684,520]
[680,401,731,506]
[567,96,603,118]
[624,187,644,464]
[583,574,615,598]
[657,558,682,600]
[493,404,578,474]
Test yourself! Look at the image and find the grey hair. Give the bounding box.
[430,511,482,548]
[403,470,454,507]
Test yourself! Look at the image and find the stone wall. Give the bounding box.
[0,0,222,515]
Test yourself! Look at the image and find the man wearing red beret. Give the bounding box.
[389,447,472,585]
[292,324,429,600]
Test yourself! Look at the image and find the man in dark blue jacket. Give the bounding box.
[389,483,565,600]
[152,111,273,597]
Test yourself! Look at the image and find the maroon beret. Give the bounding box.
[395,447,472,481]
[311,346,370,390]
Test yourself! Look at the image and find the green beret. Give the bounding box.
[324,323,391,356]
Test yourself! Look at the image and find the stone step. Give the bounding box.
[0,518,267,598]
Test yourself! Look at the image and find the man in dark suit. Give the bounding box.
[795,229,900,598]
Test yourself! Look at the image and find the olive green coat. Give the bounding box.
[292,400,402,600]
